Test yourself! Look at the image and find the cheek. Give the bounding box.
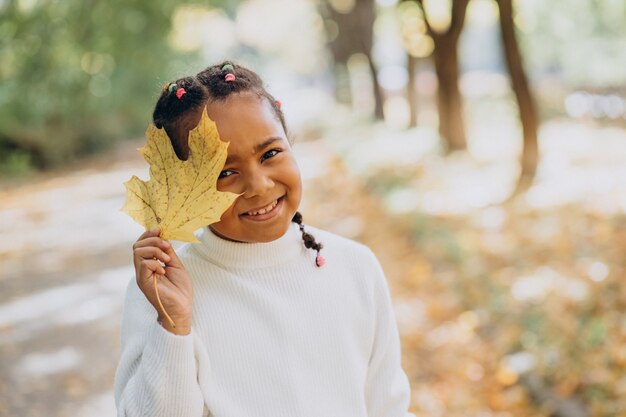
[215,204,241,233]
[288,161,302,189]
[216,179,224,192]
[226,196,242,218]
[216,177,239,194]
[213,184,240,219]
[284,162,302,202]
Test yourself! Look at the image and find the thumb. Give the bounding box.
[163,242,184,268]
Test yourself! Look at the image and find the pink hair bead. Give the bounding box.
[176,88,186,99]
[225,73,236,82]
[315,254,325,267]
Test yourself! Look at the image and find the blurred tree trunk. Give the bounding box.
[415,0,470,152]
[432,34,465,151]
[407,54,419,128]
[496,0,539,196]
[324,0,384,119]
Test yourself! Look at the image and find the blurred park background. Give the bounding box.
[1,0,626,416]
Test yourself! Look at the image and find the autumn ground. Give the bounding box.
[0,115,625,417]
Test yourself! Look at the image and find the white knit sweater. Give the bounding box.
[114,222,415,417]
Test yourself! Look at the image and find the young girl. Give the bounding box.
[114,61,415,417]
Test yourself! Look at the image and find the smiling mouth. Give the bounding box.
[241,196,285,217]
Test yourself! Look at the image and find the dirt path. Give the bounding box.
[0,140,149,417]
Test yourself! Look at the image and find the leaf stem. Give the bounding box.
[154,275,176,328]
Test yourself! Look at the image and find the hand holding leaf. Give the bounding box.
[122,109,238,328]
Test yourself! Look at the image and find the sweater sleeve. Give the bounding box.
[114,277,205,417]
[363,250,416,417]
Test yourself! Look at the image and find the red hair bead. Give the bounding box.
[315,253,325,267]
[176,88,186,99]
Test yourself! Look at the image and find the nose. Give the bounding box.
[241,169,274,199]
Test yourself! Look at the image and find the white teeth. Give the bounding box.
[247,199,278,216]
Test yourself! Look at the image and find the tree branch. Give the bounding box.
[413,0,437,39]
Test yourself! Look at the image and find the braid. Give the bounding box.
[291,211,325,267]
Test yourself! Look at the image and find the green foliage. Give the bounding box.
[0,0,186,169]
[0,145,32,177]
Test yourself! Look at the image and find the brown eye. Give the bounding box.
[261,149,281,161]
[218,169,235,179]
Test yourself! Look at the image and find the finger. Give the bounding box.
[134,247,171,263]
[139,259,166,277]
[136,227,161,242]
[133,237,171,252]
[162,243,184,268]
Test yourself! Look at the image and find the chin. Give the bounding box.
[211,215,294,243]
[248,221,292,243]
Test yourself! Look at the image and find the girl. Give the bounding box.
[114,61,415,417]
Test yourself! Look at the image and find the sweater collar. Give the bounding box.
[193,222,305,269]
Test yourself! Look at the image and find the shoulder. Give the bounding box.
[305,225,389,310]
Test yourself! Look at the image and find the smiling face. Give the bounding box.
[200,92,302,243]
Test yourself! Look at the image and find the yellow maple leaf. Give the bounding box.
[121,108,239,242]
